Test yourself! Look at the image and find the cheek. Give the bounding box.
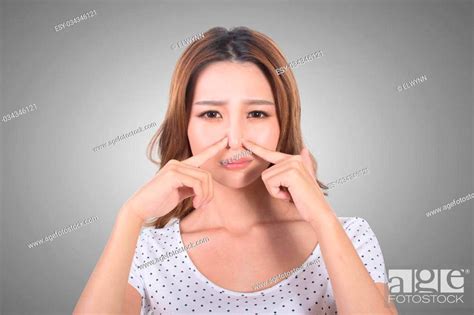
[187,122,204,154]
[187,119,223,154]
[248,120,280,149]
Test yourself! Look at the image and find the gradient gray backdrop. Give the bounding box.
[1,0,473,314]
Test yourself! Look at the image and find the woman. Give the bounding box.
[74,26,398,315]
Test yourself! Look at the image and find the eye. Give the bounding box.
[248,111,268,119]
[198,111,222,119]
[197,110,269,119]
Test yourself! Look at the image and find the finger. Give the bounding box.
[183,137,228,168]
[265,158,319,199]
[274,187,292,201]
[241,138,290,164]
[172,169,207,208]
[203,176,214,207]
[262,159,304,182]
[178,186,196,200]
[263,174,292,201]
[279,189,293,202]
[165,160,211,192]
[175,164,213,206]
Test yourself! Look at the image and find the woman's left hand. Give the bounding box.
[241,139,334,223]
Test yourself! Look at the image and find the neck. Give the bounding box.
[182,178,301,234]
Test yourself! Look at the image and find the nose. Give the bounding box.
[226,132,242,150]
[226,119,244,150]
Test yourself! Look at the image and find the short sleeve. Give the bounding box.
[128,259,146,299]
[344,217,388,283]
[127,231,149,314]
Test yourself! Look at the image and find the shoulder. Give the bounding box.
[338,216,375,238]
[337,216,384,254]
[133,219,180,256]
[337,216,388,283]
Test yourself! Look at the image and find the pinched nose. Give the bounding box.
[227,136,242,150]
[226,124,246,150]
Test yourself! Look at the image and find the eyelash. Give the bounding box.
[197,111,269,119]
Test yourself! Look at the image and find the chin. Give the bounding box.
[200,161,269,189]
[212,172,261,189]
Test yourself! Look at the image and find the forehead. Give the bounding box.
[192,61,274,101]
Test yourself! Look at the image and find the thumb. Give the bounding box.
[178,187,197,201]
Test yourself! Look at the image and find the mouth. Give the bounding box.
[221,159,253,169]
[219,149,253,168]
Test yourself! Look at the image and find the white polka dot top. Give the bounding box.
[128,216,388,315]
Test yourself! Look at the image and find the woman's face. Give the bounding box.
[187,61,280,187]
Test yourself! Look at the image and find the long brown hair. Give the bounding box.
[147,26,328,228]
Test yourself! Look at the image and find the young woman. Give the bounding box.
[74,26,398,315]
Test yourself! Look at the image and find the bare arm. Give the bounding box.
[238,139,397,314]
[310,209,398,315]
[73,205,144,314]
[73,137,227,314]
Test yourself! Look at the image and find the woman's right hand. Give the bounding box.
[124,137,228,221]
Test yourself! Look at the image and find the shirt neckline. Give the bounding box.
[174,217,321,297]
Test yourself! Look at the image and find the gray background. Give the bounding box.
[0,0,472,314]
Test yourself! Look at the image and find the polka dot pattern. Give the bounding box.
[128,217,387,314]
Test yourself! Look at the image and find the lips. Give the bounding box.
[225,157,253,164]
[221,159,252,169]
[220,149,253,166]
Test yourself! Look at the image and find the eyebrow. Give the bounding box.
[193,99,275,106]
